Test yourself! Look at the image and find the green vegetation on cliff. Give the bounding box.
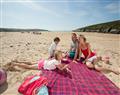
[73,20,120,34]
[0,28,49,32]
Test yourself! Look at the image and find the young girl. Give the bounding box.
[12,51,71,72]
[77,35,119,75]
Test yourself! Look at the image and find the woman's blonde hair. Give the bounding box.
[54,51,62,60]
[79,34,86,42]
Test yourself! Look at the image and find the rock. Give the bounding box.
[33,32,42,35]
[73,20,120,34]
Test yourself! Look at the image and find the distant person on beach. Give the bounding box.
[69,33,79,62]
[48,37,60,58]
[77,35,119,75]
[12,51,71,72]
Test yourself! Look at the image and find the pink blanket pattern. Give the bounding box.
[42,60,120,95]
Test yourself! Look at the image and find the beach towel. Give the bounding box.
[42,59,120,95]
[18,75,48,95]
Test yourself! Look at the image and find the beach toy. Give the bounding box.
[0,69,7,85]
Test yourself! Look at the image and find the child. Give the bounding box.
[12,51,71,72]
[69,33,79,62]
[48,37,60,58]
[77,35,119,75]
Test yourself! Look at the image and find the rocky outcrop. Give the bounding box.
[73,20,120,34]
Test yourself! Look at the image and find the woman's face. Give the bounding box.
[72,35,77,42]
[79,36,84,44]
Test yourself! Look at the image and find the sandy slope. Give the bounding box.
[0,32,120,95]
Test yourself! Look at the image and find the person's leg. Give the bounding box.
[101,56,110,64]
[96,56,102,61]
[85,56,98,69]
[86,61,94,69]
[93,57,100,65]
[12,59,35,65]
[94,65,120,75]
[13,63,38,70]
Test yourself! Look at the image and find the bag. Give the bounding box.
[18,75,48,95]
[18,75,34,94]
[36,85,48,95]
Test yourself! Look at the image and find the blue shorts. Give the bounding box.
[69,51,75,59]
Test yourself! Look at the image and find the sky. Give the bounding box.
[0,0,120,31]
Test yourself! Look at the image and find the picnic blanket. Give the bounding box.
[42,60,120,95]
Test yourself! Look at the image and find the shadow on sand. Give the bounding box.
[0,82,8,94]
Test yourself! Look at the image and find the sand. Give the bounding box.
[0,32,120,95]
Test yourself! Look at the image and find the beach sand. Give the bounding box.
[0,32,120,95]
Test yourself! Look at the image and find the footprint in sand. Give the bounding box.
[38,42,42,44]
[17,44,21,47]
[10,45,13,48]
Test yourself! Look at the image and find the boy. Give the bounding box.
[48,37,60,58]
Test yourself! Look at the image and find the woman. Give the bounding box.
[77,35,119,75]
[69,33,79,62]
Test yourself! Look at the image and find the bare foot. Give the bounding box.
[72,60,78,64]
[113,70,120,75]
[13,63,19,66]
[102,56,110,64]
[3,62,19,71]
[104,60,110,64]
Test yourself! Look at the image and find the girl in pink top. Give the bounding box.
[77,35,119,75]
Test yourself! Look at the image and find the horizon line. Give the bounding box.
[0,19,119,31]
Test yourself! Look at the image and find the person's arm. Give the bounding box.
[77,48,82,61]
[52,50,55,56]
[51,43,56,56]
[84,43,91,62]
[73,41,79,61]
[69,44,72,52]
[56,64,69,71]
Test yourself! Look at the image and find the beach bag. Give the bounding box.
[36,85,48,95]
[18,75,48,95]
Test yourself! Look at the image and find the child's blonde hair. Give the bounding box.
[54,51,62,60]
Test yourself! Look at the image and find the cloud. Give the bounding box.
[105,3,119,14]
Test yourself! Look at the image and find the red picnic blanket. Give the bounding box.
[42,61,120,95]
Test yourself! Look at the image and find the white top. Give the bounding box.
[43,59,61,70]
[70,41,78,52]
[48,42,57,57]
